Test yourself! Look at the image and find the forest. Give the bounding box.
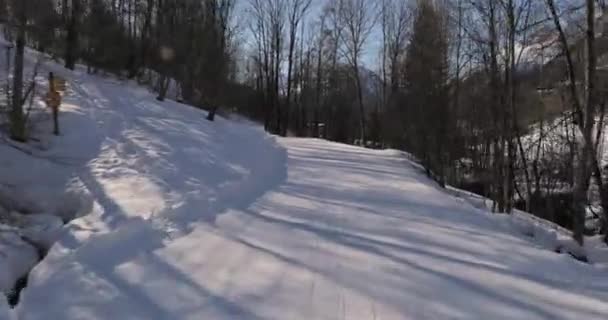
[1,0,608,247]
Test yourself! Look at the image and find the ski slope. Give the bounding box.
[0,59,606,319]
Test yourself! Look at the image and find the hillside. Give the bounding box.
[0,54,605,319]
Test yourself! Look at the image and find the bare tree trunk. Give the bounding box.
[545,2,586,237]
[548,0,599,245]
[284,0,311,136]
[284,18,295,136]
[126,0,137,78]
[314,32,324,138]
[65,0,80,70]
[206,105,219,121]
[138,0,155,79]
[156,75,170,101]
[571,0,598,246]
[592,157,608,243]
[336,0,374,144]
[10,0,26,142]
[354,62,366,143]
[488,0,505,212]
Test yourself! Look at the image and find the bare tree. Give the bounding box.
[283,0,312,135]
[334,0,376,143]
[64,0,81,70]
[380,0,409,95]
[379,0,409,145]
[545,0,597,246]
[249,0,286,134]
[206,0,237,122]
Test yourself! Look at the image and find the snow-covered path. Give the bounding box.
[132,139,608,320]
[5,63,608,319]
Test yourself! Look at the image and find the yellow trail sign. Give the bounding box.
[47,72,62,135]
[45,90,61,109]
[52,77,67,92]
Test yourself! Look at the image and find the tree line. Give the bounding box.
[0,0,607,247]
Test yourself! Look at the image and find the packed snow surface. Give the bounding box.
[1,57,607,319]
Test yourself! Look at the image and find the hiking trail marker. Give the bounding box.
[44,72,65,135]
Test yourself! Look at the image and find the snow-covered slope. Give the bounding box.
[0,55,607,319]
[0,55,283,317]
[17,133,608,320]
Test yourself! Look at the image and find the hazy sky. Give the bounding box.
[234,0,383,69]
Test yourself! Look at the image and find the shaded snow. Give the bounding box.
[0,229,38,294]
[15,134,608,319]
[0,46,606,319]
[0,297,13,320]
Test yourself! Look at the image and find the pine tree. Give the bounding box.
[402,1,449,186]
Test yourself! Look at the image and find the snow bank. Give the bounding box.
[0,40,104,311]
[6,49,287,319]
[0,228,38,293]
[0,296,14,320]
[0,120,96,308]
[586,236,608,267]
[447,185,608,266]
[16,214,64,252]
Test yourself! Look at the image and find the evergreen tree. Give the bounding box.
[403,1,450,186]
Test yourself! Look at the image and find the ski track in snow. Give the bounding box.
[1,59,607,319]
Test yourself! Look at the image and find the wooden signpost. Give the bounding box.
[52,77,67,92]
[45,72,65,136]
